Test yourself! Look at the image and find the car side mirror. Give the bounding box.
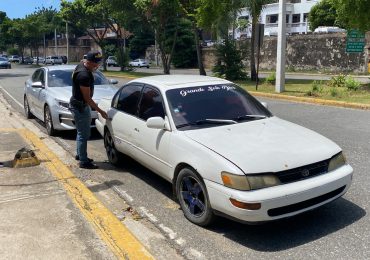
[146,117,170,131]
[260,101,268,109]
[31,82,44,88]
[109,79,118,84]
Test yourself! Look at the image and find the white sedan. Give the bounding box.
[95,75,353,226]
[129,59,150,68]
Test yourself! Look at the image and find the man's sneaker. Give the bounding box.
[79,161,98,169]
[75,155,93,162]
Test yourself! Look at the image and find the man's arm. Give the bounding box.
[80,85,108,119]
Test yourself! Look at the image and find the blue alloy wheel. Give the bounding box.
[176,167,214,226]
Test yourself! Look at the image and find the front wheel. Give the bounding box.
[176,167,215,226]
[44,105,56,136]
[104,129,122,166]
[24,96,34,119]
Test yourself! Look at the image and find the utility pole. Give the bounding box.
[276,0,286,93]
[66,22,69,64]
[54,28,58,56]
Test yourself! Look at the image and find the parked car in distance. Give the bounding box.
[95,75,353,226]
[8,55,20,63]
[23,65,119,136]
[106,56,118,67]
[33,57,45,64]
[129,58,150,68]
[22,56,34,64]
[0,57,11,69]
[45,56,63,65]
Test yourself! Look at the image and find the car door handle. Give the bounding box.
[134,128,139,132]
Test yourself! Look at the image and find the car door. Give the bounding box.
[27,68,46,119]
[107,83,143,157]
[130,86,172,180]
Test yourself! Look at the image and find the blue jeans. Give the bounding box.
[70,105,91,163]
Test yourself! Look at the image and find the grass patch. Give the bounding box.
[237,79,370,105]
[103,70,159,78]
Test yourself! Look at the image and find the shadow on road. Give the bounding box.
[208,197,365,251]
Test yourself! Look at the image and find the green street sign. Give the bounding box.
[346,29,365,53]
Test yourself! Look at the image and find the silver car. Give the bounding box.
[24,65,118,135]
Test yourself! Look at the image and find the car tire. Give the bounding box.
[44,105,57,136]
[146,66,149,69]
[104,129,122,166]
[176,167,215,226]
[24,96,34,119]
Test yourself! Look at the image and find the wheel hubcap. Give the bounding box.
[180,176,205,216]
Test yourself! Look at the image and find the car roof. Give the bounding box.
[129,75,231,90]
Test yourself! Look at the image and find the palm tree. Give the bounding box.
[243,0,274,81]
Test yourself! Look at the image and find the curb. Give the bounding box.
[249,91,370,110]
[7,128,155,260]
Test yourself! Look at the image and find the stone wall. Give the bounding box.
[202,33,369,73]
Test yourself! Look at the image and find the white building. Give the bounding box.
[235,0,319,38]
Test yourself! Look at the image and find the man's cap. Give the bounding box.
[86,50,102,63]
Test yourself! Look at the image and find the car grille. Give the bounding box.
[267,186,346,217]
[275,158,330,184]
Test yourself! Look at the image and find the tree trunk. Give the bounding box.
[250,21,257,81]
[193,26,206,76]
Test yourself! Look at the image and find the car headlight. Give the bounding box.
[57,100,70,110]
[328,152,346,172]
[221,171,281,191]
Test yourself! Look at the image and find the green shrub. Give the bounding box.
[212,38,248,81]
[265,72,276,85]
[345,76,361,91]
[330,87,338,97]
[328,74,346,88]
[306,80,324,96]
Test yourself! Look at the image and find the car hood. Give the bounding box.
[183,116,341,174]
[48,85,117,103]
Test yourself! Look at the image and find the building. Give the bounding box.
[235,0,319,38]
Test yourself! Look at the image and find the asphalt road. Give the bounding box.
[1,64,369,259]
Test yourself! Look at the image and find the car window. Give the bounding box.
[115,84,143,115]
[32,69,43,83]
[94,70,110,85]
[48,69,73,87]
[47,69,109,87]
[138,87,165,120]
[166,83,272,129]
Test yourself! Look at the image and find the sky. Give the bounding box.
[0,0,66,19]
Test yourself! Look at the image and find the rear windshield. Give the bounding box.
[47,69,110,87]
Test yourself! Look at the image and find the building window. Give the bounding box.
[266,14,278,23]
[303,13,309,22]
[292,14,301,23]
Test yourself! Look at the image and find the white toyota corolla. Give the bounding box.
[95,75,353,226]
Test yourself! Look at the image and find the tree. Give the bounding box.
[242,0,274,81]
[61,0,110,69]
[333,0,370,31]
[308,0,340,31]
[134,0,182,74]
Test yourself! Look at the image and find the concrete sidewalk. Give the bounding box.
[0,90,154,259]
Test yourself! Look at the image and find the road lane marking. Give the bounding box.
[9,128,154,260]
[0,85,24,108]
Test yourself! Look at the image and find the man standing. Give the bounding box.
[70,50,108,169]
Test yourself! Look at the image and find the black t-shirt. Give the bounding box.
[72,63,94,102]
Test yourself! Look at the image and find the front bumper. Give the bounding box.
[205,164,353,223]
[52,107,98,131]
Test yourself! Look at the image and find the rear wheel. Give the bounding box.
[176,167,215,226]
[44,105,56,136]
[24,96,34,119]
[104,129,122,166]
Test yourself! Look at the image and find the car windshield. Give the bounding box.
[0,57,7,61]
[47,69,110,87]
[166,83,272,130]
